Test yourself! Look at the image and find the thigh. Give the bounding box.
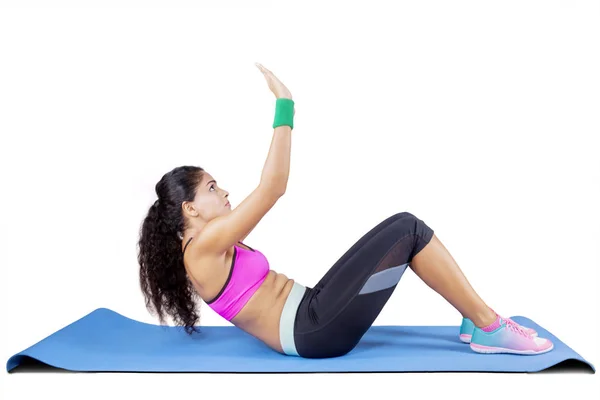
[311,212,406,293]
[294,211,434,358]
[314,212,433,310]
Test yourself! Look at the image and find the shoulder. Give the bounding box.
[186,231,229,258]
[184,235,227,282]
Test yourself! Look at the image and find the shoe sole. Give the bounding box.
[459,332,539,344]
[470,342,554,355]
[460,334,472,343]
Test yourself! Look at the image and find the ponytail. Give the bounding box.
[137,198,201,335]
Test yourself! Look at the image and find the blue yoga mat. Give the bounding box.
[6,308,595,373]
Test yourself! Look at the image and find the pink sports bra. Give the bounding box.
[182,238,270,321]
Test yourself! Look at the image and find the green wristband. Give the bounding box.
[272,98,294,129]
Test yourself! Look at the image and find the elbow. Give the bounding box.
[274,186,286,197]
[261,180,286,197]
[273,178,287,196]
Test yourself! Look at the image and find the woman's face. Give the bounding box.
[184,172,231,223]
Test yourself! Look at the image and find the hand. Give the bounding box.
[255,62,294,101]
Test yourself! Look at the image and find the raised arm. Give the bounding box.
[193,63,295,255]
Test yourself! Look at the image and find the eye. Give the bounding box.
[210,184,216,192]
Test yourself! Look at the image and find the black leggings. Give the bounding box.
[278,212,435,358]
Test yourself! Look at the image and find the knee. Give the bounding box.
[392,211,418,222]
[394,212,434,251]
[391,211,426,236]
[380,212,423,237]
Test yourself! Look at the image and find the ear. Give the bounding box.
[181,201,197,217]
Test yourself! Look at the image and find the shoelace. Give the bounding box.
[502,316,530,337]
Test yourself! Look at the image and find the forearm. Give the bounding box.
[260,125,291,194]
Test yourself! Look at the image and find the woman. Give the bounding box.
[137,63,554,358]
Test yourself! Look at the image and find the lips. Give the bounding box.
[225,202,230,207]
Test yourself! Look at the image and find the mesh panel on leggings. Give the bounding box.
[372,234,415,274]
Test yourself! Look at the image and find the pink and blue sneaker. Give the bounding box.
[459,316,538,343]
[469,315,553,355]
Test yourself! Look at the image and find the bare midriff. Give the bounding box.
[183,241,296,355]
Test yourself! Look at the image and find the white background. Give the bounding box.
[1,0,598,397]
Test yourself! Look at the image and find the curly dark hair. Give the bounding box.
[137,165,206,335]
